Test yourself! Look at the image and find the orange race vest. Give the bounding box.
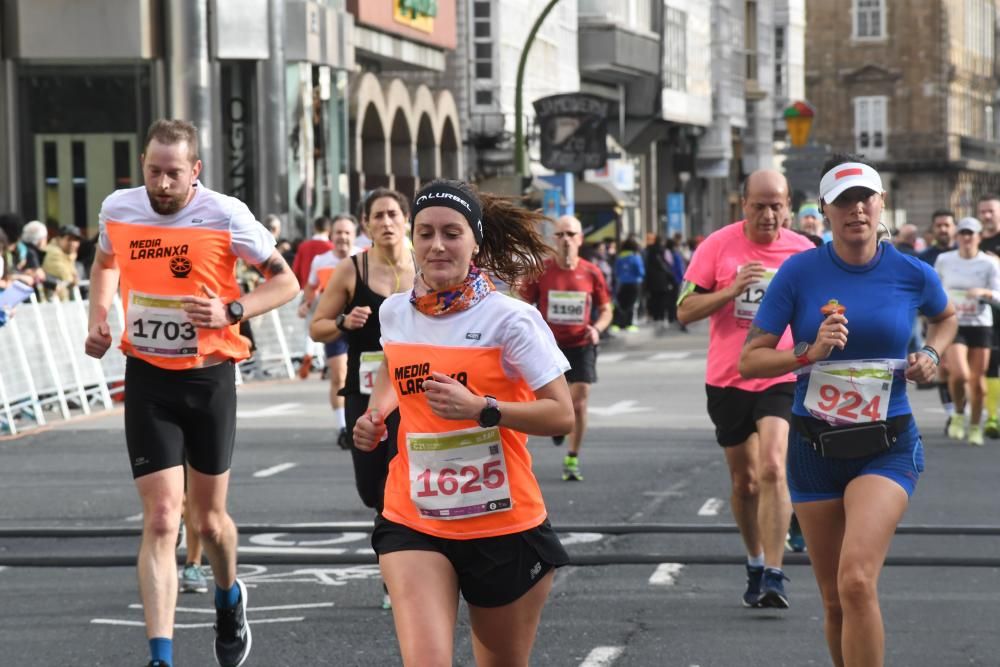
[106,221,249,370]
[316,266,335,293]
[381,341,548,539]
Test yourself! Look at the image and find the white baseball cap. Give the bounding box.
[819,162,884,204]
[957,217,983,234]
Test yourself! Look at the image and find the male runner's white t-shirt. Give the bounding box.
[934,250,1000,327]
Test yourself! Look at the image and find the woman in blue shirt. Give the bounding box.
[739,154,957,667]
[612,236,645,331]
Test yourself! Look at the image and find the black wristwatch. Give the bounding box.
[477,395,501,428]
[793,341,811,366]
[335,313,348,330]
[225,300,244,324]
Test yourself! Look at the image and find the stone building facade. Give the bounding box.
[805,0,1000,228]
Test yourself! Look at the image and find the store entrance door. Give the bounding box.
[34,134,139,236]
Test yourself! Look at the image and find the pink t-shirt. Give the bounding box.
[684,221,814,390]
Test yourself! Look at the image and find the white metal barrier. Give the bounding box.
[0,293,302,435]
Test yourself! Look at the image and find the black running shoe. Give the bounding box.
[214,578,252,667]
[757,568,790,609]
[552,435,565,446]
[337,427,351,450]
[742,564,764,607]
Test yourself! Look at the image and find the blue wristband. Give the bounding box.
[919,345,940,365]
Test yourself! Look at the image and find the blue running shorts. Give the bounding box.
[787,416,924,503]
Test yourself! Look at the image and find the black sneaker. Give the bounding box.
[552,435,565,446]
[742,564,764,607]
[214,578,252,667]
[337,427,351,450]
[757,568,790,609]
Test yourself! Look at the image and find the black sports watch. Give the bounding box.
[335,313,348,330]
[793,341,811,366]
[225,300,244,324]
[477,395,501,428]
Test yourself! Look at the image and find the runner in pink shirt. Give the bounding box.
[677,169,813,609]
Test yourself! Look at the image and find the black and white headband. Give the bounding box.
[411,183,484,245]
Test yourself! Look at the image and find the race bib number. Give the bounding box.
[407,425,512,520]
[803,360,894,425]
[547,290,588,325]
[127,291,198,357]
[359,351,384,396]
[734,267,777,320]
[948,289,979,319]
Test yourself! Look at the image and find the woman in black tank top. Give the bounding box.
[309,190,415,513]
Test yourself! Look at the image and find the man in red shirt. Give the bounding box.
[291,216,334,375]
[291,216,333,287]
[520,215,612,481]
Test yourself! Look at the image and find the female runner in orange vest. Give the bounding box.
[354,180,574,666]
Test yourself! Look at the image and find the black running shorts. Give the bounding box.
[124,356,237,478]
[371,516,569,607]
[954,325,992,349]
[705,382,795,448]
[561,344,598,384]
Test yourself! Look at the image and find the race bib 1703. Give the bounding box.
[127,291,198,357]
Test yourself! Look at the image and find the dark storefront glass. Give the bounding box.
[220,62,258,213]
[17,64,152,235]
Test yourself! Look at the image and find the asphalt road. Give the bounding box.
[1,323,998,666]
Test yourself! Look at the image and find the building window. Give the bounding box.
[853,0,885,39]
[471,0,494,108]
[854,96,888,159]
[745,0,758,84]
[774,26,786,99]
[664,6,687,91]
[965,0,995,66]
[986,104,995,142]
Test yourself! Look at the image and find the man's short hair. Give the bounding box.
[978,193,1000,205]
[332,213,359,232]
[931,209,955,223]
[313,216,333,233]
[143,119,199,163]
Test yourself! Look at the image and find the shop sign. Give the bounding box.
[533,93,609,173]
[394,0,437,33]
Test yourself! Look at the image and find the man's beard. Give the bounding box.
[147,190,185,215]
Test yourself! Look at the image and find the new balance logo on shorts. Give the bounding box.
[529,562,542,580]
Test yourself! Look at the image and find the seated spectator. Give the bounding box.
[42,225,82,300]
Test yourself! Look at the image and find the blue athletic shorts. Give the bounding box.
[324,337,349,358]
[787,416,924,503]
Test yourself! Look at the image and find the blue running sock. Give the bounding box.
[215,582,240,609]
[149,637,172,665]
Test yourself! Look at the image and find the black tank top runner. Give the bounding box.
[340,252,389,396]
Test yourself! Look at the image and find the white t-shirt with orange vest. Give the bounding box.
[378,290,570,539]
[98,183,275,370]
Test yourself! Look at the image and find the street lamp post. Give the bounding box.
[513,0,563,178]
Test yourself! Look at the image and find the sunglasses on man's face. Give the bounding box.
[554,232,579,239]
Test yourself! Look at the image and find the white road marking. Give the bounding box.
[249,531,368,547]
[237,402,302,419]
[648,351,691,361]
[649,563,684,586]
[558,532,604,546]
[240,545,351,555]
[697,497,724,516]
[580,646,624,666]
[253,462,298,478]
[0,567,6,574]
[588,400,651,417]
[91,616,304,629]
[596,353,627,364]
[124,513,143,522]
[130,602,334,614]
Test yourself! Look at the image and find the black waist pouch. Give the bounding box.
[793,415,910,459]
